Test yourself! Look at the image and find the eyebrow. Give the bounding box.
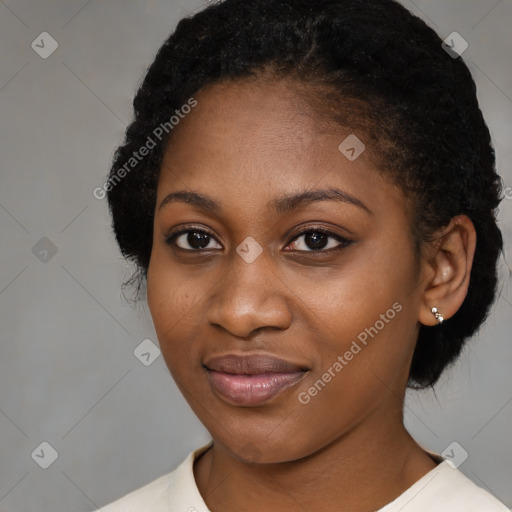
[272,188,372,214]
[158,188,372,215]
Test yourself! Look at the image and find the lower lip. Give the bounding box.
[207,370,306,406]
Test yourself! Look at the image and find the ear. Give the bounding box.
[418,215,476,326]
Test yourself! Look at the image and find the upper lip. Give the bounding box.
[204,354,307,375]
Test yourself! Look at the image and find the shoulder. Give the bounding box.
[96,471,173,512]
[435,463,509,511]
[380,460,509,512]
[92,443,212,512]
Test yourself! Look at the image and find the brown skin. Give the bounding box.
[146,78,476,512]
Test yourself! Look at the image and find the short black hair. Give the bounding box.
[106,0,504,389]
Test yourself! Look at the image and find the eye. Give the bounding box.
[165,226,353,253]
[286,227,353,252]
[166,228,222,251]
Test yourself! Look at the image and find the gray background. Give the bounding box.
[0,0,511,511]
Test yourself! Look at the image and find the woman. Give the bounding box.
[96,0,508,510]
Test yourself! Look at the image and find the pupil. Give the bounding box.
[305,232,328,250]
[188,232,210,249]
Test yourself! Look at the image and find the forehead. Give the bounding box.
[156,78,405,223]
[171,79,330,165]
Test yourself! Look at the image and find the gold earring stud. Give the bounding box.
[431,306,444,324]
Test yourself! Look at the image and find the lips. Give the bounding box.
[204,354,308,406]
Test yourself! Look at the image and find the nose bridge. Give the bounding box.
[206,245,292,337]
[229,243,275,295]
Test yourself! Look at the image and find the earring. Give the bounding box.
[431,306,444,324]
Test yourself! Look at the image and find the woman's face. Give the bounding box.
[147,79,426,463]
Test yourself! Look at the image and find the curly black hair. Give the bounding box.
[105,0,503,389]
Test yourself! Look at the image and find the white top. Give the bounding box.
[95,442,509,512]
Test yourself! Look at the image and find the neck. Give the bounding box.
[194,408,438,512]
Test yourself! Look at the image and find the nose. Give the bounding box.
[205,250,293,338]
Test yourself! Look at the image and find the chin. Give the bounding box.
[211,427,319,466]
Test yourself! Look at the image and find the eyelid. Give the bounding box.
[166,225,216,239]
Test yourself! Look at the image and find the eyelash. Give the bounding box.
[165,225,354,254]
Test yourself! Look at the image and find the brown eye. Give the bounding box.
[166,229,222,251]
[287,228,353,252]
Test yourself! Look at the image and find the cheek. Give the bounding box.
[146,251,204,367]
[293,241,413,343]
[147,241,209,323]
[292,237,418,389]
